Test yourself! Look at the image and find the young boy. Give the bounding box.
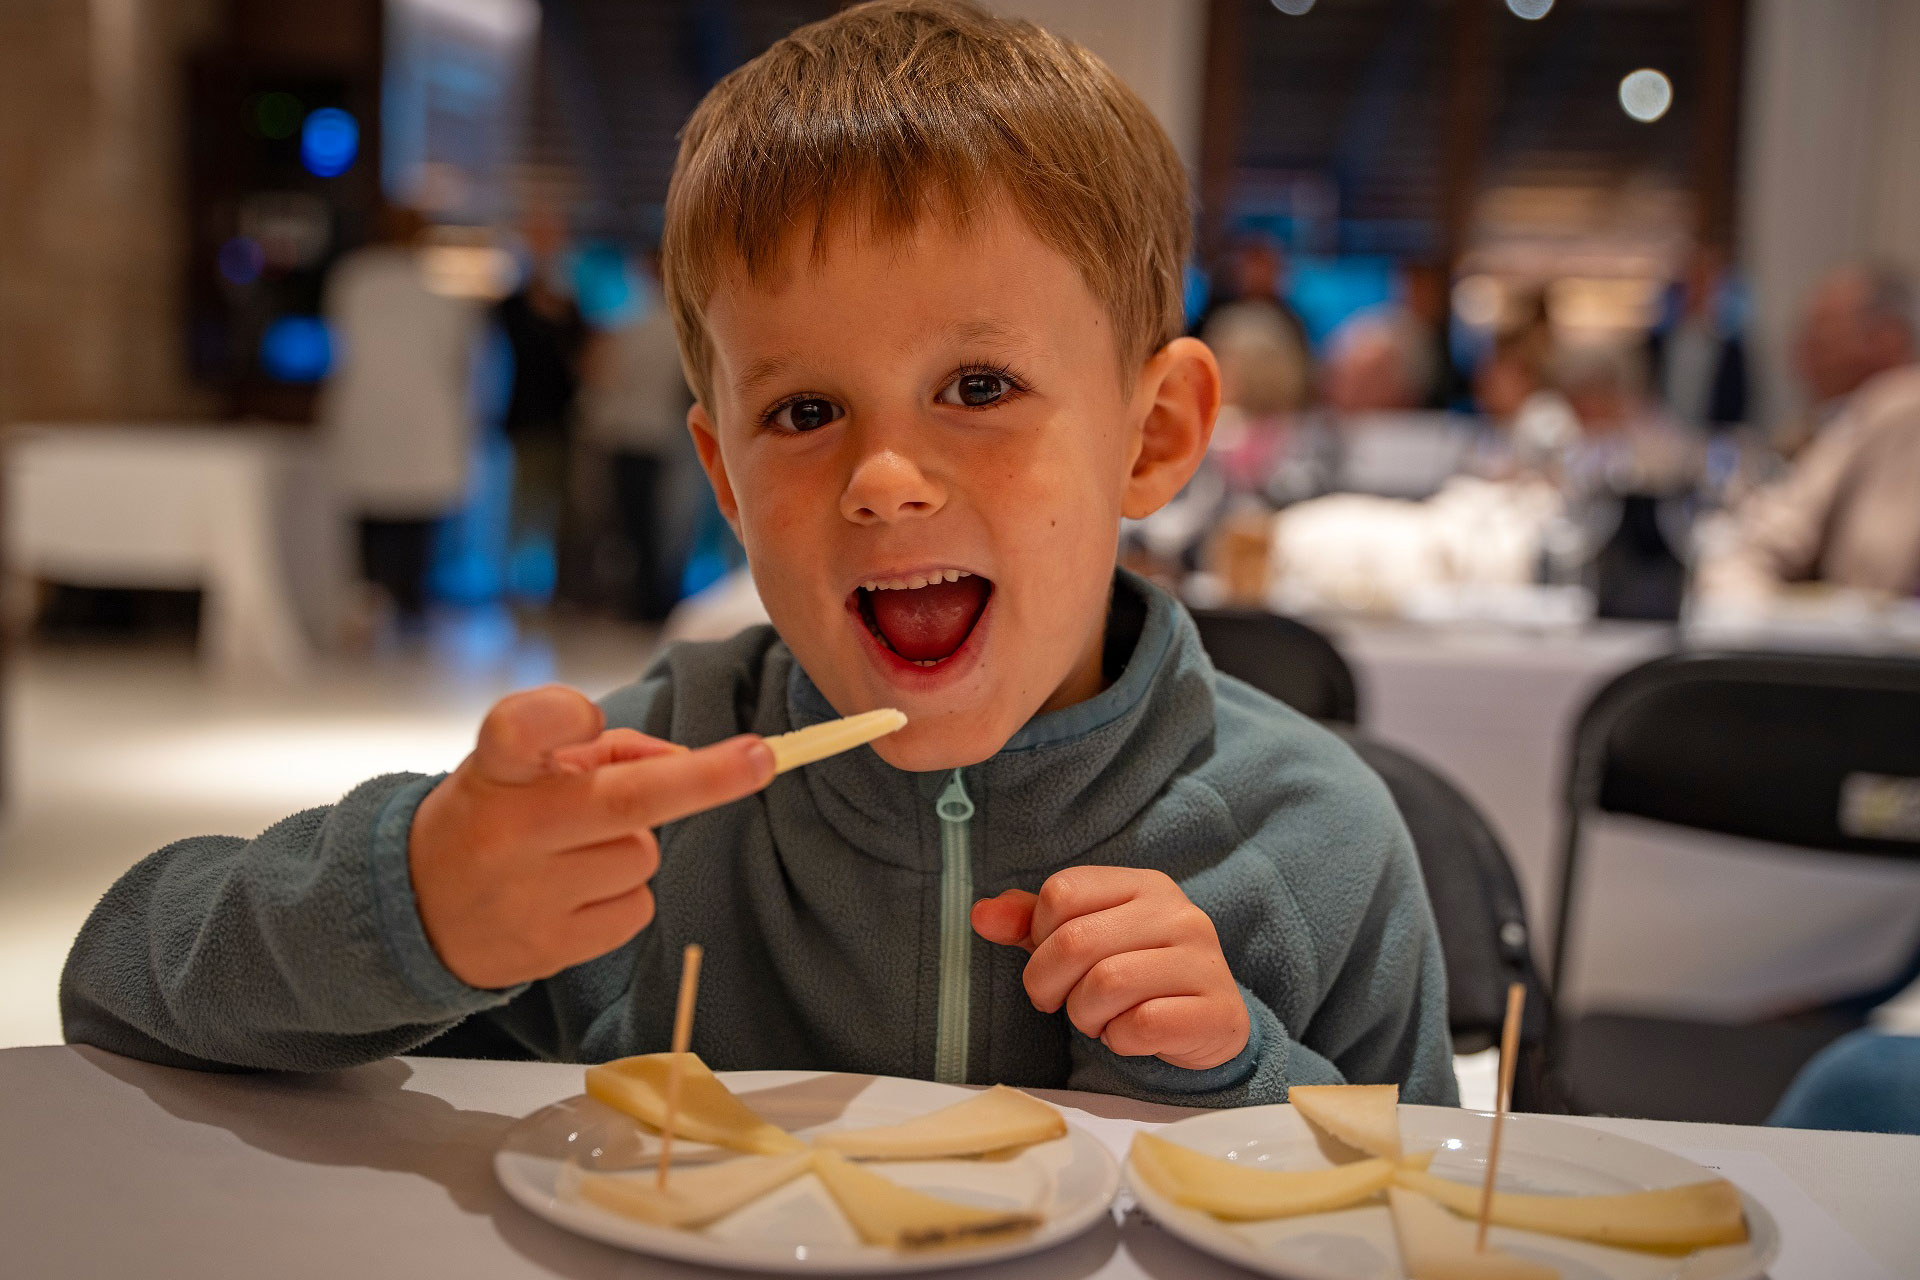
[62,0,1457,1107]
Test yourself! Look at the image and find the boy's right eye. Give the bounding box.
[769,397,844,433]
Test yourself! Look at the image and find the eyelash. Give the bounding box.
[756,363,1031,434]
[945,363,1030,409]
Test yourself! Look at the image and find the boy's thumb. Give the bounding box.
[472,686,605,784]
[971,890,1038,952]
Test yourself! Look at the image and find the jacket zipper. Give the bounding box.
[933,769,975,1084]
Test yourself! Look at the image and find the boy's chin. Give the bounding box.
[866,718,1010,773]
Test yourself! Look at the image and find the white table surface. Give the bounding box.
[4,1047,1915,1279]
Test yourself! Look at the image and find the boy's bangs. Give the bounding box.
[662,0,1191,407]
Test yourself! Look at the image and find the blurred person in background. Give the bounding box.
[1400,262,1465,410]
[1553,341,1699,498]
[1201,289,1317,500]
[1322,306,1435,415]
[319,205,480,627]
[580,252,694,622]
[1698,263,1920,601]
[1647,246,1750,432]
[1472,301,1580,476]
[1194,234,1311,356]
[496,203,589,607]
[1777,264,1916,460]
[1320,306,1470,501]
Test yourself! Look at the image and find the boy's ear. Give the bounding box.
[687,402,744,532]
[1121,336,1221,521]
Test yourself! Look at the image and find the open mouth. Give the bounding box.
[852,570,993,667]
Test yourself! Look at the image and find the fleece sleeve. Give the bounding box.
[60,773,519,1072]
[1067,771,1459,1108]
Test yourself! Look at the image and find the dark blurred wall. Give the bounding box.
[0,0,223,424]
[0,0,380,427]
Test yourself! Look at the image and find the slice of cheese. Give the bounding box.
[765,708,907,773]
[572,1150,814,1229]
[809,1148,1041,1250]
[1287,1084,1402,1159]
[1392,1167,1749,1250]
[817,1085,1067,1159]
[1387,1187,1560,1280]
[585,1053,805,1155]
[1129,1132,1395,1221]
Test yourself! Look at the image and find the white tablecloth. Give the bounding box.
[1,1048,1912,1278]
[1330,619,1920,1020]
[5,424,345,678]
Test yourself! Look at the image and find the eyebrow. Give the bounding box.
[732,318,1032,398]
[738,353,800,397]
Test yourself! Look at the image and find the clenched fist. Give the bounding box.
[971,867,1250,1070]
[408,685,774,989]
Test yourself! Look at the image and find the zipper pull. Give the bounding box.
[936,769,974,823]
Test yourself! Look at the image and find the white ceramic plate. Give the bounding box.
[495,1069,1120,1273]
[1125,1103,1780,1280]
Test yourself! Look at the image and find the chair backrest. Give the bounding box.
[1191,607,1360,725]
[1343,733,1561,1110]
[1550,648,1920,991]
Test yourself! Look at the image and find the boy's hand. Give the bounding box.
[971,868,1250,1071]
[409,686,775,990]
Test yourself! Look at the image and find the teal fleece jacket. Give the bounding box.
[61,572,1458,1106]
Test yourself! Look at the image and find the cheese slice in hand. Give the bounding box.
[1387,1187,1560,1280]
[1392,1167,1749,1250]
[585,1053,804,1155]
[1287,1084,1402,1159]
[817,1085,1067,1159]
[1129,1132,1395,1221]
[809,1149,1041,1250]
[572,1150,814,1229]
[764,708,907,773]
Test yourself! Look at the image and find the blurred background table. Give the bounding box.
[4,425,344,680]
[1326,617,1920,1023]
[2,1046,1912,1280]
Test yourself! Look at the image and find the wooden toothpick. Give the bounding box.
[1476,982,1526,1251]
[655,943,705,1190]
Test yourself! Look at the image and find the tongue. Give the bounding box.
[868,577,990,662]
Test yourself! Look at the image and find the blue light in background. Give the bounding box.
[260,316,333,381]
[300,108,360,178]
[217,236,266,285]
[572,243,641,328]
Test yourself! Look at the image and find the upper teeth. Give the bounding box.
[862,569,971,592]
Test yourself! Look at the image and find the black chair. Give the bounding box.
[1343,733,1563,1113]
[1549,649,1920,1124]
[1191,607,1360,725]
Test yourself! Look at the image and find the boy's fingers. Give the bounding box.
[970,890,1038,951]
[550,729,686,775]
[1061,947,1190,1039]
[1022,899,1180,1012]
[473,686,605,784]
[567,884,658,962]
[582,734,776,836]
[1029,866,1154,947]
[1097,996,1211,1059]
[553,832,662,904]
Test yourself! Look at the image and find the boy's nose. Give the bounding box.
[840,447,946,524]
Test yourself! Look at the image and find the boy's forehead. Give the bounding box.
[703,201,1107,385]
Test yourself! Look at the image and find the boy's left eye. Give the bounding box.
[937,371,1015,408]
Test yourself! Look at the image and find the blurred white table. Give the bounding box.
[1,1047,1913,1279]
[4,424,344,679]
[1328,619,1920,1021]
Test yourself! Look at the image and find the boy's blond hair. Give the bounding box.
[661,0,1191,408]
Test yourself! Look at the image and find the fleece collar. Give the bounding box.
[780,569,1218,877]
